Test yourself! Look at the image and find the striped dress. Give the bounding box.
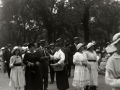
[86,50,98,86]
[72,52,90,88]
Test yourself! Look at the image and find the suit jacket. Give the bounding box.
[69,44,77,64]
[36,47,49,66]
[62,46,71,64]
[3,48,11,65]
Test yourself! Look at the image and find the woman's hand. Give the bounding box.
[36,61,40,66]
[82,62,87,67]
[27,62,34,67]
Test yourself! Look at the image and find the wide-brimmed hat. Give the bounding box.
[49,43,54,46]
[11,46,20,54]
[74,37,79,41]
[111,33,120,45]
[40,39,46,43]
[56,38,62,42]
[55,43,61,47]
[76,43,84,50]
[86,42,95,49]
[106,44,117,53]
[1,47,5,50]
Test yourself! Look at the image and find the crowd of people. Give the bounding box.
[0,36,116,90]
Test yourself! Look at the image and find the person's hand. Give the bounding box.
[82,62,87,67]
[36,61,39,66]
[27,62,31,67]
[30,62,34,66]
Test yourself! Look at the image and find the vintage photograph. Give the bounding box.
[0,0,120,90]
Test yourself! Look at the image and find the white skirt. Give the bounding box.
[72,65,90,88]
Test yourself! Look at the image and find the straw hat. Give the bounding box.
[76,43,84,50]
[1,47,5,50]
[86,42,95,49]
[11,46,20,54]
[105,44,116,53]
[111,33,120,45]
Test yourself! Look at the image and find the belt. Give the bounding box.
[88,60,96,62]
[14,63,22,66]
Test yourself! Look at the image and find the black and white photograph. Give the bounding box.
[0,0,120,90]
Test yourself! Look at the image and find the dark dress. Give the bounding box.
[23,51,43,90]
[56,65,69,90]
[53,50,69,90]
[3,48,11,78]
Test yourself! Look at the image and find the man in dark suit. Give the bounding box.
[69,37,79,77]
[3,44,12,78]
[48,43,56,84]
[62,40,72,77]
[36,40,49,90]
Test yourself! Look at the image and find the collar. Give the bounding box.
[27,50,36,53]
[113,53,120,59]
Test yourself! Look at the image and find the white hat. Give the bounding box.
[76,43,84,50]
[111,33,120,45]
[87,42,95,49]
[1,47,5,50]
[105,44,116,53]
[11,46,20,54]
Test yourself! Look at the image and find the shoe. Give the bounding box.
[50,81,54,84]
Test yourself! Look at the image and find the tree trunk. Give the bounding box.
[82,5,90,43]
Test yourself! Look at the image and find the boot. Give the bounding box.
[92,86,97,90]
[90,86,92,90]
[85,85,90,90]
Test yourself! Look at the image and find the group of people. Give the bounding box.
[0,34,119,90]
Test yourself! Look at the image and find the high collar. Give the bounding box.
[27,50,36,54]
[113,53,120,59]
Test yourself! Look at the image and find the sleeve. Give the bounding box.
[105,70,120,87]
[9,56,14,68]
[57,51,65,64]
[73,53,82,65]
[106,56,114,72]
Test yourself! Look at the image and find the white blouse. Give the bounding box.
[51,49,65,64]
[86,51,97,60]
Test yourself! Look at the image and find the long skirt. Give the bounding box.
[25,66,43,90]
[56,65,69,90]
[9,66,25,88]
[72,65,90,88]
[90,69,98,86]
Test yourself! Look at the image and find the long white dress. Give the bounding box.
[86,50,98,86]
[9,55,25,88]
[72,52,90,88]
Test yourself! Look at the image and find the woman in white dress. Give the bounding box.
[72,43,90,90]
[9,46,25,90]
[86,42,98,90]
[105,33,120,90]
[0,47,5,73]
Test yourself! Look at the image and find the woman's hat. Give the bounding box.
[1,47,5,50]
[11,46,20,54]
[111,33,120,45]
[86,42,95,49]
[105,44,116,53]
[76,43,84,50]
[55,43,61,47]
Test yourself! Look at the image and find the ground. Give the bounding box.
[0,69,111,90]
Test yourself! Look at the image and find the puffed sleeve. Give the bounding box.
[73,53,82,65]
[9,56,14,68]
[57,51,65,64]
